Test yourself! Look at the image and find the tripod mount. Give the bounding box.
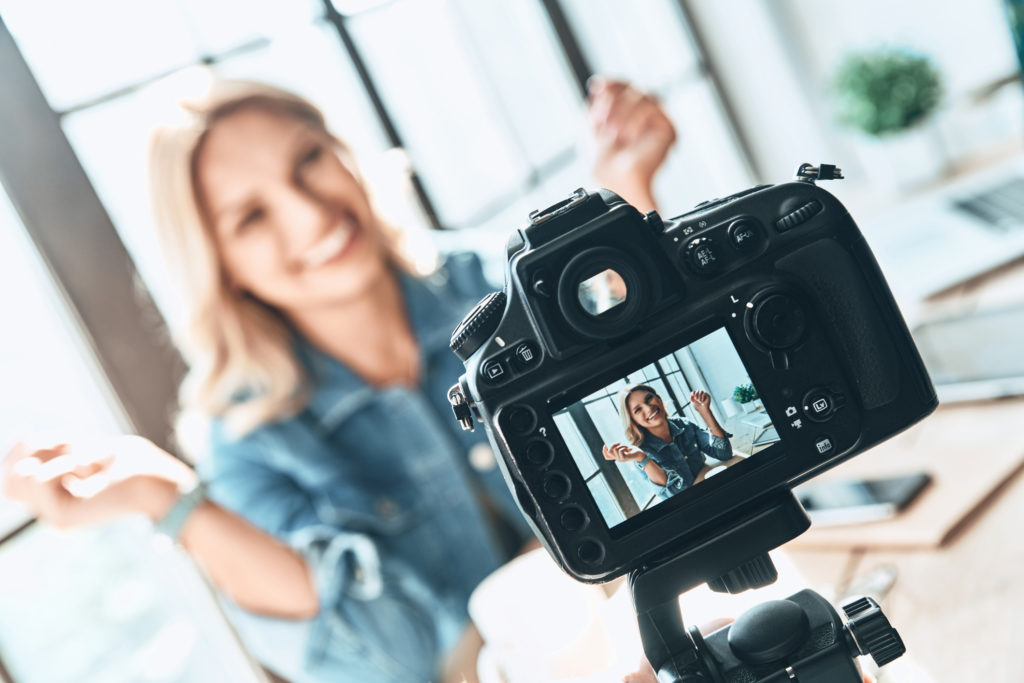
[629,492,905,682]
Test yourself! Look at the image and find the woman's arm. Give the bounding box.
[2,437,318,618]
[642,459,668,486]
[603,442,668,486]
[587,77,676,213]
[690,391,727,438]
[178,495,318,617]
[4,436,458,678]
[689,392,733,462]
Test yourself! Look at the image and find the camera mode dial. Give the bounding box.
[450,291,506,362]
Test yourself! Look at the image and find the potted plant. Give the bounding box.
[832,47,946,189]
[732,384,759,413]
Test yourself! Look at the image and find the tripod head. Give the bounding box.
[630,492,904,682]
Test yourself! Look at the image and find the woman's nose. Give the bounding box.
[277,186,332,251]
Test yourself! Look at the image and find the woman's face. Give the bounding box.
[627,389,668,431]
[195,106,389,313]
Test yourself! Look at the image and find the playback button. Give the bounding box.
[481,359,507,383]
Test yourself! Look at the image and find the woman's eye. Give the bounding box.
[236,207,266,232]
[298,144,324,168]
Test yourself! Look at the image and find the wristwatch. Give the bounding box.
[637,454,652,469]
[154,481,207,542]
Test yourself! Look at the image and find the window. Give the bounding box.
[0,1,755,677]
[2,0,756,305]
[0,182,126,537]
[0,181,261,681]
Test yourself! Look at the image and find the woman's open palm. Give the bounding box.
[602,442,646,463]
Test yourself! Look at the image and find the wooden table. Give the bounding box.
[783,248,1024,682]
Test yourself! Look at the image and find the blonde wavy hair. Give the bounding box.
[148,79,428,445]
[617,384,662,447]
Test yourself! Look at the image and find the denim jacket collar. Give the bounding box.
[641,417,685,453]
[300,265,471,432]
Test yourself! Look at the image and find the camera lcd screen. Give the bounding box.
[550,327,777,529]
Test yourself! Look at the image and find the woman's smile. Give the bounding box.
[296,213,362,271]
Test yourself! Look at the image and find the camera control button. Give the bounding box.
[577,539,605,566]
[525,439,555,467]
[505,406,537,435]
[751,294,806,349]
[775,199,823,232]
[803,390,836,421]
[813,435,835,456]
[684,237,725,276]
[513,341,538,369]
[481,359,507,383]
[542,472,571,501]
[728,219,762,252]
[560,506,588,532]
[451,291,506,361]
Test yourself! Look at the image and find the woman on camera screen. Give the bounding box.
[3,78,676,682]
[603,385,733,499]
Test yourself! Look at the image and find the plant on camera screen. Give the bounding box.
[732,384,759,404]
[832,48,943,137]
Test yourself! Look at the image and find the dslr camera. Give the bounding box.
[448,165,937,682]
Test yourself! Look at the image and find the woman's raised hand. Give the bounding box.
[690,390,712,414]
[602,442,646,463]
[2,435,196,528]
[587,76,676,213]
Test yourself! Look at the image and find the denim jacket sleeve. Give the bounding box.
[689,420,734,462]
[200,422,457,683]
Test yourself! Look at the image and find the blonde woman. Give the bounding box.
[603,384,732,499]
[2,78,676,682]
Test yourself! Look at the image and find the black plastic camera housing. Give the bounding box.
[449,181,937,583]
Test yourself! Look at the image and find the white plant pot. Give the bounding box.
[850,121,950,192]
[720,397,742,418]
[741,401,758,413]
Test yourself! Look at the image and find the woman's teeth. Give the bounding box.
[301,224,353,269]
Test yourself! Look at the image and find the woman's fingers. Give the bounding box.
[604,444,624,461]
[594,85,672,150]
[619,94,674,148]
[61,470,114,499]
[604,443,635,463]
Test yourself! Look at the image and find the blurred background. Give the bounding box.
[1,0,1022,681]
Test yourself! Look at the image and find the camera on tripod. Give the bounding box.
[448,165,938,682]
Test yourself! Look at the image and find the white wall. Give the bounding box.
[688,0,1024,192]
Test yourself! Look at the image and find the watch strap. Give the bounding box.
[154,481,206,541]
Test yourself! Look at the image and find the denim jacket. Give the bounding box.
[636,417,732,498]
[198,253,529,683]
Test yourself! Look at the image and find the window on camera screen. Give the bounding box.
[551,328,777,528]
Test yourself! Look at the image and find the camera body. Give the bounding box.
[450,181,936,583]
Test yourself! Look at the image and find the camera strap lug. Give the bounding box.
[448,383,475,431]
[794,163,844,184]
